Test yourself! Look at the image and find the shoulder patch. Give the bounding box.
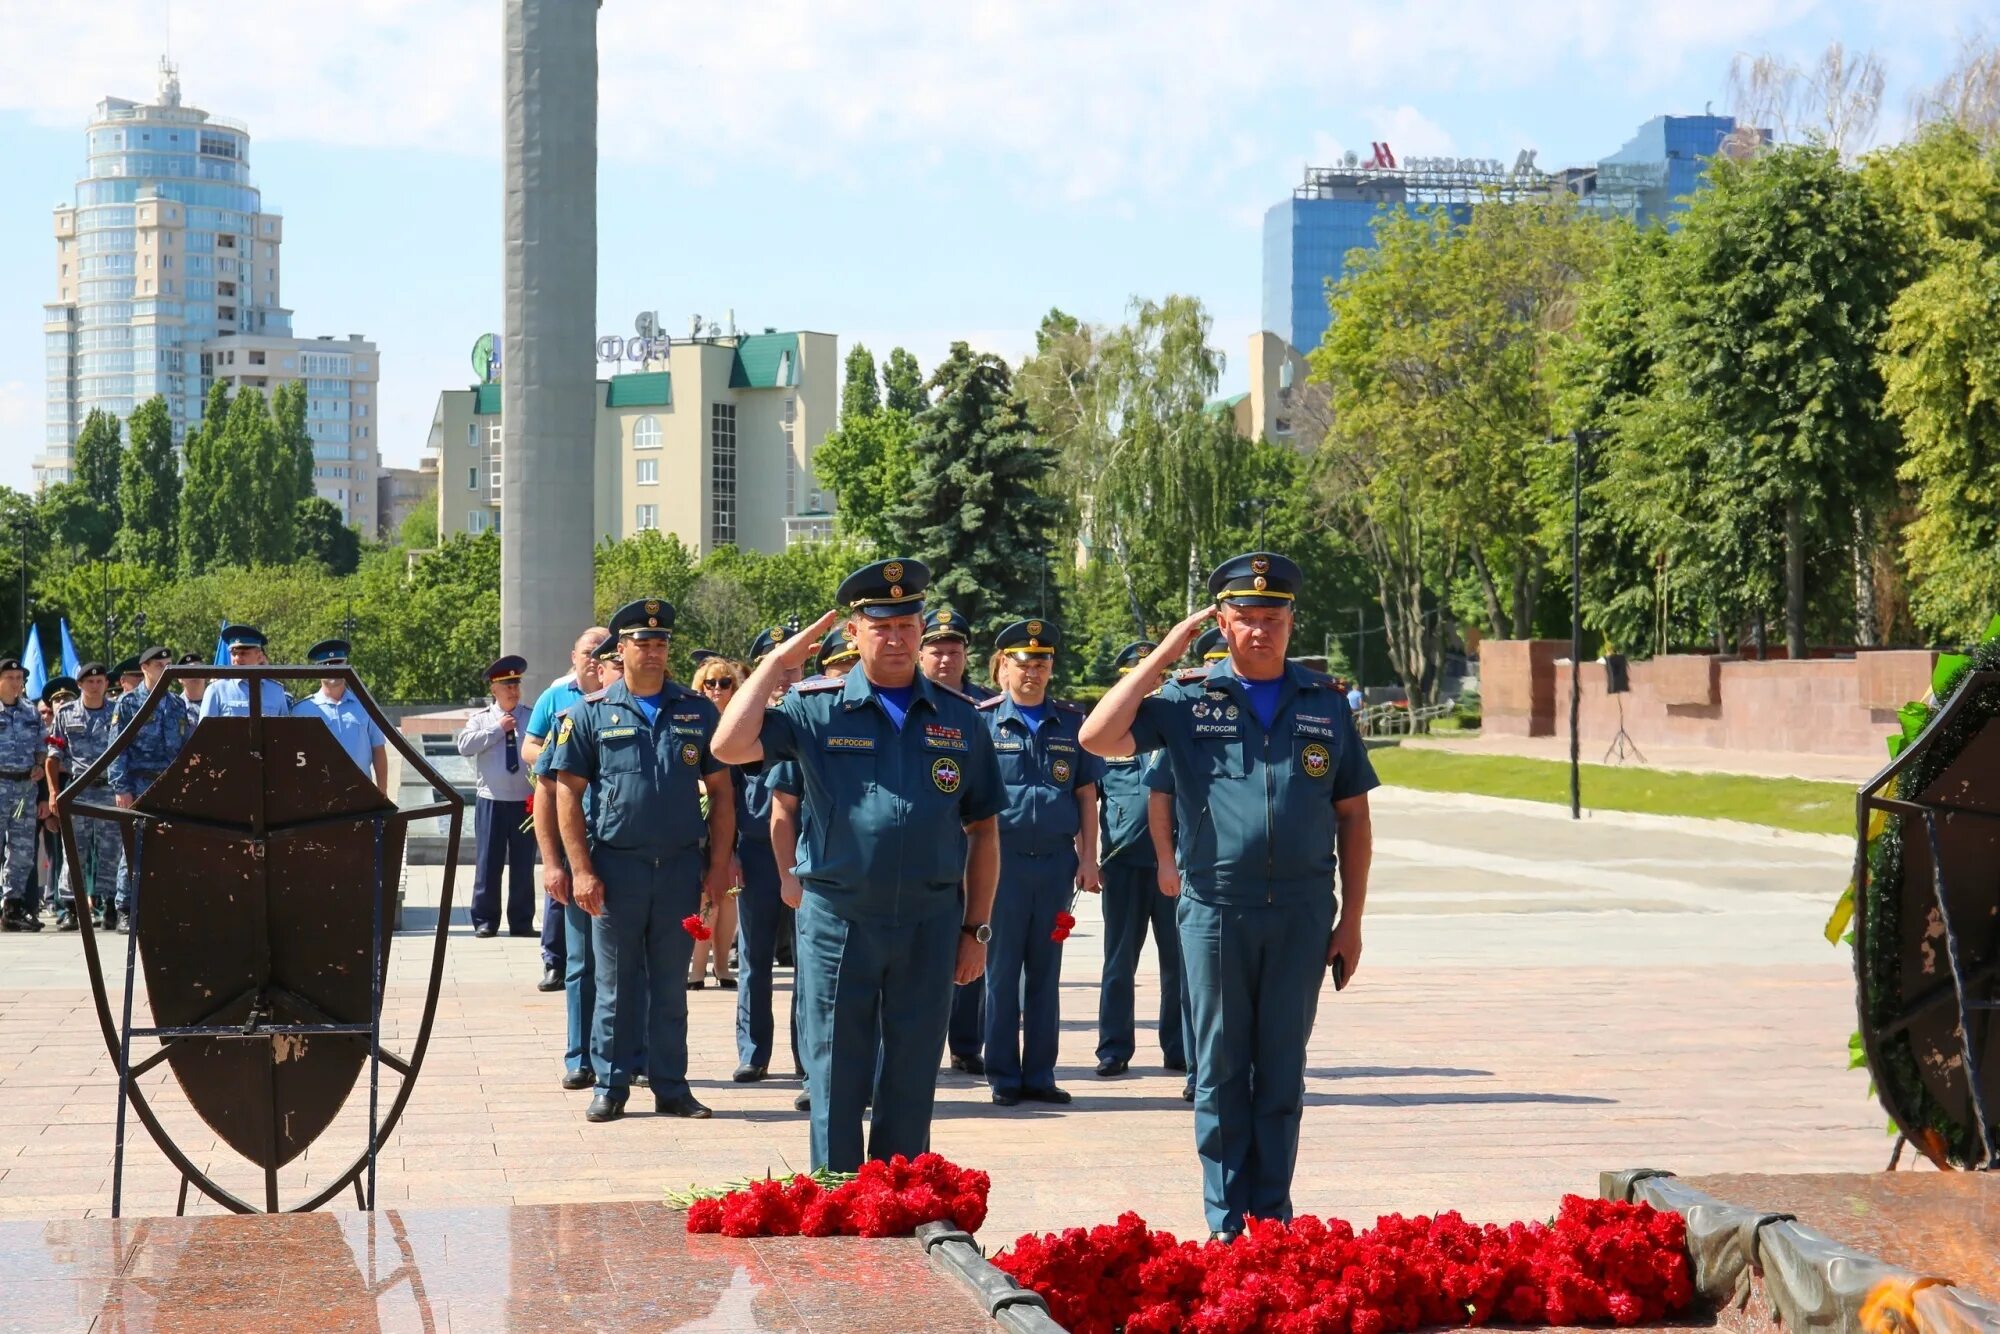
[1174,668,1207,683]
[799,678,845,694]
[975,695,1003,710]
[1054,699,1087,714]
[581,687,609,702]
[932,681,976,704]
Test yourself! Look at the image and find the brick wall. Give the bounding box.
[1482,642,1937,760]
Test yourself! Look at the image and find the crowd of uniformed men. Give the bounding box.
[0,626,388,936]
[0,548,1373,1237]
[493,549,1374,1239]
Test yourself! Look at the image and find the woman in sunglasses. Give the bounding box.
[687,656,744,990]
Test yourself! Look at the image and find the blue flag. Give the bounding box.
[21,625,47,702]
[213,619,229,665]
[58,618,82,678]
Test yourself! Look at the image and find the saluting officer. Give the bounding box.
[47,663,124,932]
[712,559,1004,1173]
[549,599,733,1123]
[292,640,389,792]
[456,655,538,939]
[0,658,46,933]
[109,645,189,928]
[1081,552,1377,1240]
[977,620,1103,1105]
[921,605,994,1074]
[1093,640,1188,1078]
[197,624,293,718]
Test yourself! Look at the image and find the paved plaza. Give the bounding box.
[0,786,1892,1243]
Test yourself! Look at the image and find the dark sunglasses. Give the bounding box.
[701,677,737,690]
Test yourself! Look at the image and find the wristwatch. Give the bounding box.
[960,922,992,943]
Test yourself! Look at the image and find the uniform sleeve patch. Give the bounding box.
[556,716,574,746]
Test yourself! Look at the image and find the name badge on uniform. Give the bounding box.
[1294,716,1335,739]
[993,739,1026,752]
[601,726,638,739]
[1046,738,1077,754]
[1193,721,1240,737]
[825,735,875,752]
[922,723,967,752]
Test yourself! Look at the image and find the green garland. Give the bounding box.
[1857,633,2000,1167]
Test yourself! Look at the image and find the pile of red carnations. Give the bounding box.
[994,1196,1693,1334]
[679,1154,990,1238]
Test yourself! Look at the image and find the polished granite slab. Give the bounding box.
[1682,1171,2000,1300]
[1,1200,999,1332]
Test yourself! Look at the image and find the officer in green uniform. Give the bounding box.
[712,558,1004,1173]
[1093,640,1188,1078]
[549,598,735,1123]
[1081,552,1377,1240]
[978,618,1102,1105]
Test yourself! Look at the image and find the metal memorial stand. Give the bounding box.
[1851,668,2000,1172]
[1602,696,1645,765]
[57,664,465,1215]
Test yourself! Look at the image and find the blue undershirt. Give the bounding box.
[874,682,916,730]
[632,691,664,726]
[1014,701,1050,730]
[1239,675,1283,731]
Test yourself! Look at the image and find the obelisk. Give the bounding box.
[501,0,596,681]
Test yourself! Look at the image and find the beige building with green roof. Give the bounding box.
[426,329,837,552]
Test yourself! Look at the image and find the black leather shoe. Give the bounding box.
[1095,1057,1129,1077]
[686,978,706,990]
[655,1093,712,1119]
[793,1089,811,1111]
[100,907,118,932]
[0,907,23,933]
[633,1074,650,1088]
[473,924,497,939]
[537,966,562,992]
[990,1088,1021,1107]
[717,976,738,990]
[584,1094,625,1122]
[561,1068,594,1091]
[508,927,538,937]
[1163,1056,1189,1073]
[950,1054,986,1076]
[1022,1086,1072,1104]
[1181,1081,1195,1103]
[22,914,42,932]
[1208,1230,1240,1244]
[56,914,77,932]
[732,1064,767,1083]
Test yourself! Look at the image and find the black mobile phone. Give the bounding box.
[1330,953,1347,991]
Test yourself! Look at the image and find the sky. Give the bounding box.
[0,0,1984,493]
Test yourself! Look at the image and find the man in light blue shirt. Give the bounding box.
[290,639,389,793]
[521,625,608,987]
[196,624,294,720]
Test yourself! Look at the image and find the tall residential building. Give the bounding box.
[41,61,290,485]
[428,330,837,554]
[39,61,383,534]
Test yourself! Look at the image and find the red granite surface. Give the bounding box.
[1682,1172,2000,1302]
[0,1199,997,1332]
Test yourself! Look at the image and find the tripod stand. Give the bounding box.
[1602,695,1645,764]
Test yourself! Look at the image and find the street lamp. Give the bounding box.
[9,514,33,654]
[1566,430,1604,822]
[100,562,124,664]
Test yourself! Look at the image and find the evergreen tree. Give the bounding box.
[886,343,1062,642]
[295,497,361,575]
[884,347,927,414]
[72,408,124,530]
[227,388,298,565]
[842,344,881,423]
[117,395,180,566]
[178,383,234,573]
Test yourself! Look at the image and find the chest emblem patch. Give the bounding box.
[1050,758,1072,784]
[679,741,701,766]
[931,756,962,794]
[1301,742,1331,779]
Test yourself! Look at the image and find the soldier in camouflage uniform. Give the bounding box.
[46,663,122,932]
[0,657,47,932]
[109,646,188,925]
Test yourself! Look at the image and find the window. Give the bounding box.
[710,404,737,545]
[469,510,489,533]
[633,414,661,449]
[636,458,658,485]
[468,466,478,490]
[634,504,658,530]
[782,397,797,516]
[467,423,477,447]
[161,254,172,270]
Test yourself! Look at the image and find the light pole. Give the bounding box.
[100,563,125,665]
[10,515,32,654]
[1566,430,1603,822]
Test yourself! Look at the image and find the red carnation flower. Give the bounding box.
[1051,909,1077,943]
[682,913,712,941]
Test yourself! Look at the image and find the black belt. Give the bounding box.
[0,769,32,781]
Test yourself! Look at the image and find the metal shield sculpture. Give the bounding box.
[1852,660,2000,1171]
[58,665,464,1214]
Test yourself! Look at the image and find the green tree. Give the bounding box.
[884,347,927,414]
[271,381,316,508]
[295,497,362,575]
[887,342,1062,642]
[116,395,180,566]
[1872,124,2000,639]
[593,530,701,621]
[178,383,234,573]
[811,408,917,548]
[33,559,164,663]
[842,344,880,423]
[1647,143,1906,657]
[399,504,439,550]
[350,534,501,699]
[39,482,118,563]
[72,408,124,533]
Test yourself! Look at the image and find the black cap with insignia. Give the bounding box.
[1113,640,1157,673]
[818,624,859,669]
[220,623,268,649]
[307,638,351,666]
[114,656,141,679]
[139,645,172,666]
[749,622,798,663]
[921,606,970,645]
[1207,551,1301,608]
[995,618,1059,658]
[1193,627,1229,663]
[485,654,526,684]
[77,661,108,681]
[589,633,620,663]
[610,597,675,641]
[42,675,78,704]
[836,557,928,619]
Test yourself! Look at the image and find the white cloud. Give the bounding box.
[0,0,1861,203]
